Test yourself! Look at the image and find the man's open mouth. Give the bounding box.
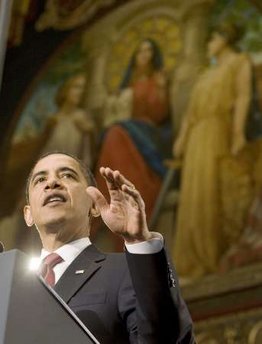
[43,194,66,206]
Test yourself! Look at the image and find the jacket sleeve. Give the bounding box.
[122,248,195,343]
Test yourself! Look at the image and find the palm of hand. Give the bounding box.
[87,167,150,244]
[101,190,146,241]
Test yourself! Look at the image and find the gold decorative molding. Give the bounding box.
[194,308,262,343]
[182,262,262,301]
[36,0,115,31]
[248,320,262,344]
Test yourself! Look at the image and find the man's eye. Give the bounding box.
[35,177,45,184]
[61,173,74,179]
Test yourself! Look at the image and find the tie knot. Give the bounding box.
[39,253,64,287]
[43,253,63,269]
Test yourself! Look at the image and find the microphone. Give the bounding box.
[0,241,4,253]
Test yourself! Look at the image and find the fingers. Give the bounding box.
[100,167,144,208]
[121,184,145,210]
[100,167,135,190]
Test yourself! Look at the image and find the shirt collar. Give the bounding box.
[40,237,91,264]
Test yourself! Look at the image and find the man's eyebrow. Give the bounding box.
[31,170,47,184]
[58,167,79,177]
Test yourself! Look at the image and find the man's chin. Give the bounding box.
[43,215,67,232]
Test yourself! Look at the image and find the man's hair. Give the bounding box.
[25,151,96,204]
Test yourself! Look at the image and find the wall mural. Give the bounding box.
[171,0,262,284]
[0,0,261,286]
[105,16,180,93]
[13,39,85,144]
[0,2,183,252]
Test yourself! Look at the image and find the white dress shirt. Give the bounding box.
[40,233,163,284]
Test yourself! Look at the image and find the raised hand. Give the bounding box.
[86,167,153,243]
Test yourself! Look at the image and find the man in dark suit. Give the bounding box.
[23,152,194,343]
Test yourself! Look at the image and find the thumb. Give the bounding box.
[86,186,108,212]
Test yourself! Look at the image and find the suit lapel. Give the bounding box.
[54,244,105,303]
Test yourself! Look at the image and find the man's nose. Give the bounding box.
[45,177,62,190]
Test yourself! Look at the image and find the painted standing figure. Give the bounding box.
[173,23,255,281]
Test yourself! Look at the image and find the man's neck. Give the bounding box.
[40,229,90,252]
[40,233,65,252]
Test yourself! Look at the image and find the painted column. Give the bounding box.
[0,0,13,92]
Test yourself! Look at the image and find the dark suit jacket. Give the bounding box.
[54,245,194,343]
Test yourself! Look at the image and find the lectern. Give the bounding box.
[0,249,99,344]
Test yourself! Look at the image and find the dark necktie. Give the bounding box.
[40,253,63,287]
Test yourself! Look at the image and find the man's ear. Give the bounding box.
[90,204,100,218]
[23,205,34,227]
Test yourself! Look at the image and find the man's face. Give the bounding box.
[24,154,93,238]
